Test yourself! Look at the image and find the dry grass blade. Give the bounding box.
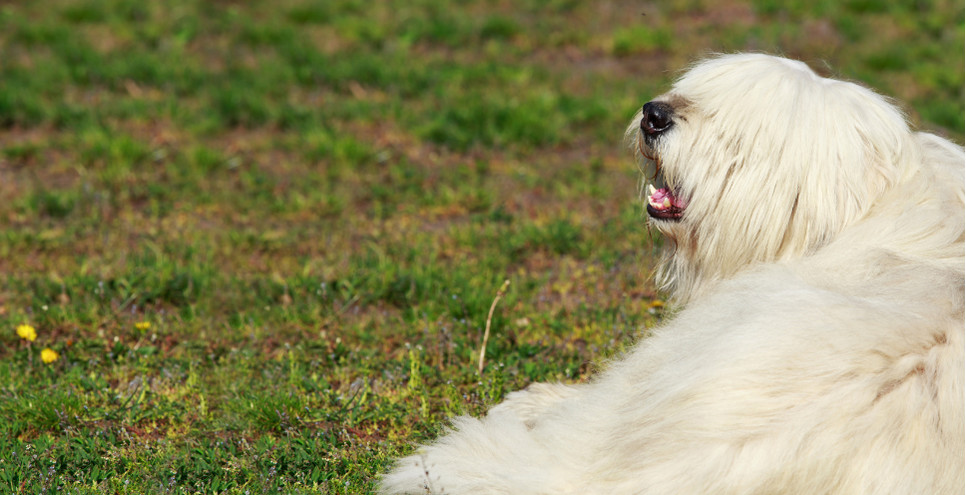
[478,280,511,376]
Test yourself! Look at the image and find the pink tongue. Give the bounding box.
[649,188,686,210]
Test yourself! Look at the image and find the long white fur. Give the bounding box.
[379,53,965,495]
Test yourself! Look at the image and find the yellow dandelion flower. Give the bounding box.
[16,324,37,342]
[41,348,59,363]
[135,321,151,331]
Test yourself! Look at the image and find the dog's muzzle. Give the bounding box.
[638,101,685,221]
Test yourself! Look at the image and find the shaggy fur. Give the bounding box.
[380,53,965,495]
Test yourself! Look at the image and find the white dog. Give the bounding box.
[380,53,965,494]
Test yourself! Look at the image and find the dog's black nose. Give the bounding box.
[641,102,674,136]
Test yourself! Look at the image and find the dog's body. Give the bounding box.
[380,54,965,494]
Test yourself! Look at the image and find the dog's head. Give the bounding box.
[628,53,916,301]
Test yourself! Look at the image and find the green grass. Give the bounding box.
[0,0,961,493]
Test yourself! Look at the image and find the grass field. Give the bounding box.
[0,0,962,493]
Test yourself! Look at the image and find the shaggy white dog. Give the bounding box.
[380,53,965,494]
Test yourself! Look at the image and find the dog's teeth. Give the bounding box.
[647,184,657,196]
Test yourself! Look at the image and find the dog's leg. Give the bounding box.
[379,383,589,495]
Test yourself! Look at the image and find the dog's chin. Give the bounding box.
[646,203,685,221]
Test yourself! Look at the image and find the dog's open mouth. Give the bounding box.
[647,183,686,220]
[642,157,687,221]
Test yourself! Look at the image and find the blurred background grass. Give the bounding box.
[0,0,962,493]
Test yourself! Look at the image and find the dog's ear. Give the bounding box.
[773,82,915,263]
[811,80,914,221]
